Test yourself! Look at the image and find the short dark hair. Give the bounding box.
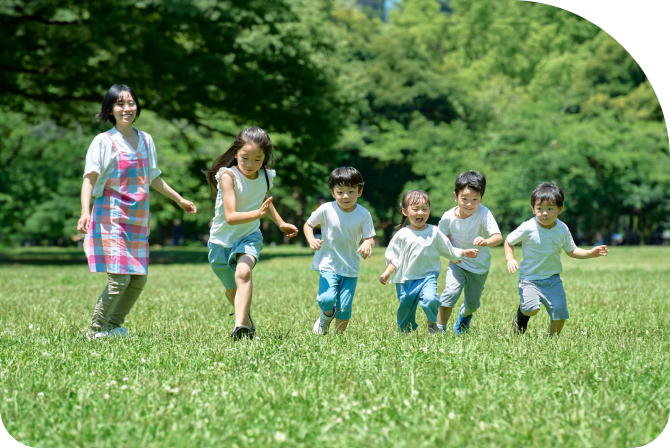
[328,167,365,191]
[96,84,141,125]
[454,171,486,197]
[531,181,564,208]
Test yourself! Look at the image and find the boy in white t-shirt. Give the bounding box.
[506,181,609,336]
[304,167,376,335]
[437,171,503,335]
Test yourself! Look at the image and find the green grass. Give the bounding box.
[1,246,668,447]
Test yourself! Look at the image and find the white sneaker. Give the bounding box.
[109,327,130,338]
[86,331,110,341]
[312,308,336,335]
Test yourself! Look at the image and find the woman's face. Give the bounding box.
[110,91,137,126]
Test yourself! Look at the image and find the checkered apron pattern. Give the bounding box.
[84,132,151,275]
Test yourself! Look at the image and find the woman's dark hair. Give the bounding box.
[454,171,486,197]
[531,181,564,208]
[203,127,275,197]
[96,84,141,125]
[396,190,431,229]
[328,167,365,191]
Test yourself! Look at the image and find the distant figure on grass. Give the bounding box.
[304,167,375,335]
[505,181,609,336]
[436,171,502,335]
[204,127,298,340]
[78,84,197,340]
[380,191,479,334]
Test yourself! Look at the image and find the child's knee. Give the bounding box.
[317,290,337,310]
[521,305,540,316]
[234,264,252,283]
[420,295,441,311]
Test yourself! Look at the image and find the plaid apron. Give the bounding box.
[84,132,151,275]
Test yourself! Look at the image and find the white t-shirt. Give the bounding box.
[438,205,501,274]
[209,166,276,248]
[306,202,376,277]
[83,127,162,198]
[506,218,577,281]
[385,225,463,284]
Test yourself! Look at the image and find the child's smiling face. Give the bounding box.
[533,200,563,228]
[453,187,482,219]
[403,200,430,230]
[331,185,362,212]
[235,144,265,179]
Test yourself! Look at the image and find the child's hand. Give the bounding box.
[308,238,323,250]
[473,237,488,247]
[279,222,299,239]
[357,241,373,259]
[77,213,91,234]
[591,245,609,258]
[462,248,479,258]
[178,198,197,214]
[258,197,273,218]
[507,259,519,274]
[380,271,391,285]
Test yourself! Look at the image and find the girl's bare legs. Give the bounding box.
[437,306,453,326]
[334,319,349,334]
[232,254,255,328]
[548,319,565,335]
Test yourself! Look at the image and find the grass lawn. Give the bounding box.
[1,246,668,447]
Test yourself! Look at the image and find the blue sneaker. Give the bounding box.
[453,306,473,335]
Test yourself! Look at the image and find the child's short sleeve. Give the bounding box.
[438,213,451,236]
[215,167,240,190]
[485,210,501,236]
[385,235,402,267]
[265,169,276,189]
[361,211,376,239]
[562,228,577,252]
[306,204,326,228]
[83,134,105,177]
[434,228,462,263]
[506,223,527,246]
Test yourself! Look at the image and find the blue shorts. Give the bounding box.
[395,273,441,332]
[316,271,358,320]
[208,231,263,290]
[518,274,569,320]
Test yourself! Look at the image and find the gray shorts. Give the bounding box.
[439,263,489,314]
[518,274,569,320]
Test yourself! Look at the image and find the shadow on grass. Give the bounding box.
[0,247,313,265]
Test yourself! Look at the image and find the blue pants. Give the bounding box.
[316,271,358,320]
[395,273,440,332]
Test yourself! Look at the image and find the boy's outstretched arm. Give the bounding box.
[266,202,298,238]
[380,262,396,285]
[303,222,321,250]
[473,233,503,247]
[357,237,375,259]
[566,245,609,259]
[504,239,519,274]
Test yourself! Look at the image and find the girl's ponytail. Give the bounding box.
[395,190,431,229]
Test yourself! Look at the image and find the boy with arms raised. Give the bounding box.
[304,167,375,335]
[437,171,503,334]
[506,181,608,336]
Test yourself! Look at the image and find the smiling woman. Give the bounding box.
[78,84,197,340]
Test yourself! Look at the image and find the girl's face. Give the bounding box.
[235,144,266,179]
[453,187,482,219]
[403,200,430,230]
[110,91,137,126]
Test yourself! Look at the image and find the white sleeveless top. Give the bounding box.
[209,166,275,248]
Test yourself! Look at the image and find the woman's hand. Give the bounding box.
[77,213,91,234]
[279,222,299,239]
[178,198,197,214]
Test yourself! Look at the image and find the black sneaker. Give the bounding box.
[512,314,527,334]
[230,325,254,340]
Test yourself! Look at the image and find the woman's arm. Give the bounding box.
[77,172,99,233]
[219,173,270,225]
[266,202,298,238]
[150,177,197,213]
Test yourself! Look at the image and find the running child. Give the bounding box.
[380,190,479,333]
[204,127,298,340]
[304,167,375,335]
[78,84,197,340]
[437,171,502,334]
[505,181,608,336]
